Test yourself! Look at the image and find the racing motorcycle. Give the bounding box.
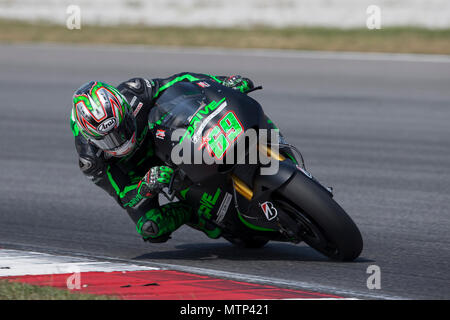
[148,80,363,261]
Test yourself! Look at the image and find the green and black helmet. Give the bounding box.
[71,81,137,157]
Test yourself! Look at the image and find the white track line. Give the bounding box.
[0,249,158,277]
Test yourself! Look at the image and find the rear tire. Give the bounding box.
[276,171,363,261]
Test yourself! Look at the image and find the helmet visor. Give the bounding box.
[89,112,137,156]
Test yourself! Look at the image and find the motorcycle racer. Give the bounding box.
[70,73,256,243]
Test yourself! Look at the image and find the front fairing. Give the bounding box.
[148,80,266,183]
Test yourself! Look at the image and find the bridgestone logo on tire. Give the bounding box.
[261,201,278,221]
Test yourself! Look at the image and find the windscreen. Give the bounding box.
[150,83,207,131]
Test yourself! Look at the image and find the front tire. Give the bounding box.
[276,171,363,261]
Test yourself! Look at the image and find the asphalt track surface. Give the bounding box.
[0,43,449,299]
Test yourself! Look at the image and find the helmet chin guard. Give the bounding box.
[104,131,137,157]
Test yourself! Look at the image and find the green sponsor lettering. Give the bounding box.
[124,193,144,208]
[179,98,225,144]
[198,188,221,220]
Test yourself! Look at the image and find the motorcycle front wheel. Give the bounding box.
[275,171,363,261]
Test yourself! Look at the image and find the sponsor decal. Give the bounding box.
[97,118,117,133]
[130,96,137,107]
[179,98,226,144]
[198,188,221,220]
[191,101,228,144]
[196,81,210,88]
[156,129,166,140]
[198,110,244,160]
[133,102,144,117]
[215,192,232,223]
[260,201,278,221]
[124,193,144,208]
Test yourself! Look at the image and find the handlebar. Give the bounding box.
[246,85,263,94]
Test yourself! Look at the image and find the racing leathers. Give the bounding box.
[70,72,255,242]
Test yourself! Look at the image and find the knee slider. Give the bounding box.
[136,208,164,238]
[139,219,171,243]
[140,220,160,238]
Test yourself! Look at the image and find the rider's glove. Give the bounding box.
[223,75,254,94]
[138,166,174,199]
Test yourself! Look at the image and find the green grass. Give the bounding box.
[0,280,116,300]
[1,19,450,54]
